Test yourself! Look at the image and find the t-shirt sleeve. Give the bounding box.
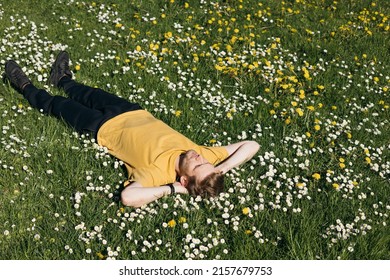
[130,166,174,187]
[199,146,229,165]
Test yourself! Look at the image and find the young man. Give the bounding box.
[3,51,260,207]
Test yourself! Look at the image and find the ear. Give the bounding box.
[179,175,188,187]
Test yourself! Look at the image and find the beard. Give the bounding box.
[178,150,193,175]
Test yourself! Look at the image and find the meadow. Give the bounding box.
[0,0,389,260]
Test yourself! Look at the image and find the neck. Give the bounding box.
[174,154,181,176]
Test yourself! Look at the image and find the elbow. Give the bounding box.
[250,141,260,154]
[121,189,143,208]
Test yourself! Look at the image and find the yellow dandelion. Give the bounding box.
[296,108,304,117]
[245,230,252,235]
[74,65,81,71]
[175,110,182,117]
[314,125,321,131]
[332,183,340,189]
[167,219,176,228]
[164,32,173,39]
[307,105,315,111]
[312,173,321,180]
[339,163,346,169]
[365,157,371,164]
[179,217,187,223]
[242,207,250,215]
[299,90,306,99]
[96,252,105,259]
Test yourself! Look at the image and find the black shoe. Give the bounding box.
[4,60,32,92]
[49,51,72,87]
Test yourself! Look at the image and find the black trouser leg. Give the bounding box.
[22,84,108,136]
[59,77,142,115]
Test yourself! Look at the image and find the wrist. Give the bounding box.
[168,183,175,195]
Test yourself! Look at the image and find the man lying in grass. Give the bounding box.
[3,51,260,207]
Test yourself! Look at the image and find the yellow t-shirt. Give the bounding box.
[97,110,228,187]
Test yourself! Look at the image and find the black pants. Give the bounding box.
[22,77,142,137]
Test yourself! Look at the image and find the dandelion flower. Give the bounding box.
[312,173,321,180]
[168,219,176,227]
[242,207,250,215]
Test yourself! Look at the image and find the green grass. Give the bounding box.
[0,0,389,260]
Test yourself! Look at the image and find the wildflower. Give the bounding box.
[365,157,371,164]
[245,230,252,235]
[167,219,176,227]
[96,252,105,259]
[179,217,187,223]
[314,125,321,131]
[332,183,340,189]
[312,173,321,180]
[164,32,173,39]
[242,207,250,215]
[175,110,182,117]
[74,65,81,71]
[296,108,304,117]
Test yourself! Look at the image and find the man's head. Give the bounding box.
[178,150,224,197]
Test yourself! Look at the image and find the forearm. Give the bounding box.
[121,182,187,208]
[217,141,260,174]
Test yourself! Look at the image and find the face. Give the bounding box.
[179,150,216,181]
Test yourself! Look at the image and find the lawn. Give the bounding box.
[0,0,389,260]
